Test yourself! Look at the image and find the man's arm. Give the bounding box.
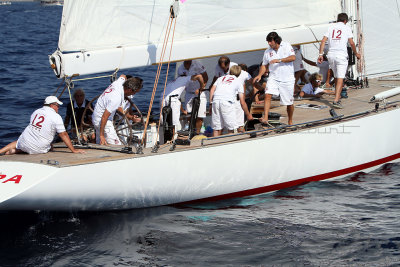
[209,84,216,113]
[253,64,268,83]
[192,74,205,91]
[239,93,253,121]
[58,131,85,153]
[209,76,218,89]
[348,38,361,59]
[201,71,209,85]
[302,55,317,67]
[270,55,296,64]
[318,36,328,63]
[99,110,111,145]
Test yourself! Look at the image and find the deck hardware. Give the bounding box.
[121,146,133,154]
[375,103,379,112]
[169,142,176,151]
[47,160,59,166]
[249,132,257,138]
[329,109,338,118]
[135,144,143,154]
[151,142,160,153]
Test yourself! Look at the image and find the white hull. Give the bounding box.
[1,108,399,211]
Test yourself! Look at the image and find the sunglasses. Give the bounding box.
[316,80,322,83]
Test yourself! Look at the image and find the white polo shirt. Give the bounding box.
[165,76,192,99]
[16,106,66,154]
[177,60,206,94]
[214,62,238,78]
[262,41,295,82]
[212,75,242,102]
[324,22,354,57]
[92,77,125,126]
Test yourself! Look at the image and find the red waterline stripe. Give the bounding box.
[179,152,400,205]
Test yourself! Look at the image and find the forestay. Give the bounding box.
[50,0,342,78]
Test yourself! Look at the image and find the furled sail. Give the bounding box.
[50,0,342,78]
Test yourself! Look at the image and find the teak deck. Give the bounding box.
[1,78,399,167]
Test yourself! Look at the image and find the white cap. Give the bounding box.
[44,96,63,105]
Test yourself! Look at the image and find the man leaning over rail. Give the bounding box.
[0,96,85,155]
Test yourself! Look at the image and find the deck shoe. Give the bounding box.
[332,101,343,109]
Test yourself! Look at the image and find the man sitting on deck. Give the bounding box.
[92,75,143,145]
[64,88,95,143]
[299,73,335,98]
[0,96,85,155]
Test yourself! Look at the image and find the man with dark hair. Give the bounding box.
[254,31,296,125]
[209,55,238,87]
[92,75,143,145]
[0,96,85,155]
[318,12,361,109]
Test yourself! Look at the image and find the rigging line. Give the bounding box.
[66,81,82,145]
[141,13,174,145]
[304,25,320,50]
[153,18,178,144]
[53,78,66,96]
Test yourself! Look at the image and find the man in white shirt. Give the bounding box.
[254,32,296,125]
[92,75,143,145]
[163,74,205,133]
[0,96,85,155]
[178,60,209,134]
[318,13,361,109]
[209,65,253,136]
[209,56,238,88]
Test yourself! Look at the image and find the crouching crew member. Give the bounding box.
[163,74,205,134]
[209,65,253,137]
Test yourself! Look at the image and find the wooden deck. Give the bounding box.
[1,78,399,167]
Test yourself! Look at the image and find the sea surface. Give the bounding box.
[0,2,400,266]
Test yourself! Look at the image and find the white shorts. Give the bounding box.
[265,79,295,105]
[95,120,122,145]
[185,93,207,119]
[327,54,348,79]
[234,99,244,128]
[163,97,182,131]
[211,100,236,131]
[16,138,49,154]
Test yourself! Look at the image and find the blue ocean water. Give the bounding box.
[0,3,399,266]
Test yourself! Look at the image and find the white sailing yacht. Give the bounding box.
[0,0,399,211]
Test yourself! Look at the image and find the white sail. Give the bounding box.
[50,0,342,78]
[361,0,400,77]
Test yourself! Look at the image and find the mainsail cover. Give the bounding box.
[51,0,342,78]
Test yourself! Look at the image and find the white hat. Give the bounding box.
[44,96,63,105]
